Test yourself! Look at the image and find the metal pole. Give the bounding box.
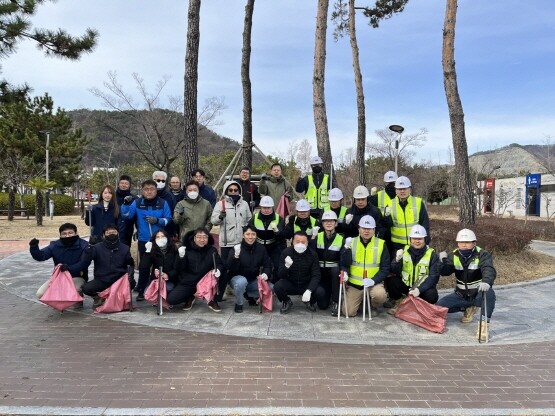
[157,266,164,316]
[45,132,50,216]
[394,139,399,174]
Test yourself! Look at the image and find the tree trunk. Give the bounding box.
[36,191,44,226]
[241,0,255,170]
[183,0,202,178]
[313,0,334,174]
[442,0,475,226]
[348,0,366,186]
[7,186,15,221]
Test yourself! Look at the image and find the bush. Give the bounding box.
[0,193,75,216]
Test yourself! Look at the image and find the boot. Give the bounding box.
[280,298,293,314]
[461,306,477,323]
[476,320,489,342]
[92,296,104,308]
[330,301,338,316]
[387,297,404,315]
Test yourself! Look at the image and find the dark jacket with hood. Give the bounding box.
[138,239,180,285]
[30,237,89,280]
[175,231,224,286]
[344,200,387,239]
[83,238,134,284]
[85,202,119,238]
[390,245,440,293]
[227,240,273,282]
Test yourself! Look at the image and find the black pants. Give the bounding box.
[273,279,327,309]
[167,283,197,306]
[386,273,438,304]
[320,266,340,308]
[81,279,113,297]
[264,243,284,283]
[136,241,148,293]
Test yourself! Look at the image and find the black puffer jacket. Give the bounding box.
[344,201,387,239]
[227,240,273,282]
[175,231,224,286]
[277,246,321,292]
[83,240,134,284]
[139,244,180,285]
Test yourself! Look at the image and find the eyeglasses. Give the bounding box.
[143,187,157,192]
[195,235,209,240]
[227,188,240,194]
[60,231,76,237]
[155,179,166,183]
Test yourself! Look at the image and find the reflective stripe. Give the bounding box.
[401,246,433,287]
[349,236,384,285]
[306,175,330,210]
[377,190,392,216]
[317,232,343,267]
[453,247,483,288]
[254,213,279,245]
[390,195,422,245]
[293,216,317,234]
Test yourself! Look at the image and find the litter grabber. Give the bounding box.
[338,271,348,320]
[362,270,372,321]
[128,266,135,312]
[220,197,227,246]
[157,265,164,316]
[478,290,489,344]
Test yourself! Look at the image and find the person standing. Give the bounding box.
[173,180,213,242]
[258,163,295,211]
[153,170,177,239]
[237,167,260,212]
[169,176,185,203]
[115,175,137,247]
[369,171,398,216]
[295,156,332,219]
[326,188,348,235]
[283,199,318,241]
[343,185,387,239]
[85,184,119,244]
[191,169,216,208]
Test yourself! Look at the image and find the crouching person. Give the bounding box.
[274,231,325,314]
[340,215,390,317]
[140,229,180,295]
[386,224,440,315]
[81,223,135,307]
[437,228,496,341]
[227,225,273,313]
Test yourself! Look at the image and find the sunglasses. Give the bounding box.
[155,179,166,183]
[227,188,240,194]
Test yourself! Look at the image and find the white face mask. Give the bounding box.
[187,191,199,200]
[156,181,166,190]
[293,243,307,254]
[155,238,168,248]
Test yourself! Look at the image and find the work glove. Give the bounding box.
[218,211,226,220]
[311,226,320,237]
[341,271,349,283]
[177,206,185,215]
[213,269,221,278]
[270,223,279,232]
[29,238,39,247]
[145,241,153,253]
[86,204,93,211]
[261,174,268,180]
[178,246,186,258]
[154,269,169,281]
[260,273,269,281]
[60,264,70,272]
[370,186,377,196]
[145,216,158,225]
[478,282,490,292]
[344,237,353,250]
[123,195,134,205]
[88,235,101,245]
[395,249,404,262]
[302,289,312,302]
[284,256,293,269]
[409,288,420,298]
[384,206,391,216]
[363,278,375,288]
[345,214,353,225]
[439,251,448,262]
[233,244,241,258]
[249,201,256,209]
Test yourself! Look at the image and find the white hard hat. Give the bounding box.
[321,210,338,221]
[409,224,427,238]
[296,199,311,212]
[328,188,344,201]
[383,171,398,183]
[395,176,412,189]
[358,215,376,229]
[309,155,323,165]
[259,196,274,208]
[353,185,370,199]
[456,228,477,242]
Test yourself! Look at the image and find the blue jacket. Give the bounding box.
[30,238,89,280]
[199,184,216,208]
[84,203,119,238]
[120,196,172,242]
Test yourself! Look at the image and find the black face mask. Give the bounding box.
[60,235,79,247]
[459,248,475,258]
[103,234,119,248]
[229,194,241,204]
[312,166,323,174]
[385,182,397,197]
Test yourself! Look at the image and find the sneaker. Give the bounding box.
[305,302,316,312]
[136,292,145,302]
[383,299,394,309]
[247,296,258,306]
[387,298,403,315]
[234,304,243,313]
[280,298,293,314]
[208,300,222,312]
[476,320,489,341]
[183,297,195,311]
[461,306,477,323]
[330,301,338,316]
[93,296,104,308]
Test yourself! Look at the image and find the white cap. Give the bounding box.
[395,176,412,189]
[321,210,338,221]
[358,215,376,229]
[328,188,344,201]
[259,196,274,208]
[296,199,311,211]
[384,171,398,183]
[409,224,427,238]
[309,156,323,165]
[456,228,477,242]
[353,185,370,199]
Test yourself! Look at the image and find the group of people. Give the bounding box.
[30,157,496,340]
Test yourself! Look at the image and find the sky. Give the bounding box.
[2,0,555,166]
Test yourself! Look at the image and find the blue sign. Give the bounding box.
[526,174,541,187]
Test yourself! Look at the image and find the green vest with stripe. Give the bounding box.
[401,246,434,288]
[253,212,280,245]
[293,216,317,235]
[305,174,330,210]
[348,236,385,285]
[390,195,423,245]
[453,247,482,291]
[376,190,392,216]
[316,232,343,268]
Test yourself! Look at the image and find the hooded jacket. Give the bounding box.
[227,240,273,282]
[173,193,213,241]
[138,241,180,285]
[211,180,252,247]
[175,231,224,286]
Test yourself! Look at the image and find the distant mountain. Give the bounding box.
[469,143,552,177]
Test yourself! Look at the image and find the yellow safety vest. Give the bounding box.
[325,206,347,224]
[293,216,317,235]
[316,232,343,268]
[453,247,482,290]
[254,212,280,245]
[401,246,434,288]
[348,236,384,285]
[377,190,392,216]
[390,195,422,245]
[305,174,330,210]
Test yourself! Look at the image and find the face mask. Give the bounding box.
[312,166,323,174]
[187,191,199,200]
[230,194,241,204]
[156,181,166,190]
[293,243,307,254]
[104,234,119,243]
[155,238,168,248]
[459,248,475,258]
[60,235,78,246]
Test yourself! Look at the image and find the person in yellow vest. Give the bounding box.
[387,176,430,254]
[386,224,440,315]
[339,215,390,317]
[295,156,332,219]
[369,170,398,216]
[326,188,348,235]
[284,199,319,241]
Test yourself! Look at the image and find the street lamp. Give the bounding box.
[40,130,51,216]
[388,124,404,174]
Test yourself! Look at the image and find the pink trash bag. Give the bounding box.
[394,295,449,333]
[257,276,273,313]
[276,193,290,219]
[94,274,132,314]
[195,270,217,302]
[40,264,84,311]
[144,270,170,310]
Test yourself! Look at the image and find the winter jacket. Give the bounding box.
[115,188,137,245]
[227,240,273,282]
[120,196,172,242]
[30,237,89,280]
[211,181,252,247]
[258,175,295,209]
[344,200,388,239]
[173,195,213,241]
[238,179,260,207]
[138,244,180,285]
[247,212,286,248]
[84,202,119,238]
[199,183,216,207]
[310,231,344,268]
[390,245,440,293]
[175,231,224,286]
[277,246,321,292]
[284,214,318,240]
[340,236,391,286]
[385,195,430,246]
[82,240,134,284]
[171,188,185,203]
[157,187,177,237]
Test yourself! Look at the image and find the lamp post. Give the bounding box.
[388,124,404,174]
[40,130,51,216]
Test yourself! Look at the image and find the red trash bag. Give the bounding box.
[394,295,448,333]
[144,270,170,310]
[40,264,84,311]
[94,274,132,314]
[257,276,273,313]
[276,194,290,219]
[195,270,217,302]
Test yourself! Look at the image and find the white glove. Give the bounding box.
[345,214,353,225]
[260,273,268,281]
[439,251,448,262]
[214,269,221,278]
[478,282,490,292]
[145,241,153,253]
[409,288,420,298]
[311,226,320,237]
[284,256,293,269]
[178,246,186,258]
[270,223,279,232]
[370,186,378,196]
[384,206,391,216]
[395,249,404,262]
[344,237,353,250]
[302,289,311,302]
[233,244,241,258]
[341,271,349,283]
[363,278,375,288]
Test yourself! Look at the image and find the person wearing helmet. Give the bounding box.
[369,171,398,216]
[326,188,348,234]
[340,215,390,317]
[436,229,496,341]
[387,176,430,254]
[295,155,333,219]
[310,210,345,315]
[258,163,295,212]
[247,195,286,282]
[343,185,387,239]
[284,199,318,240]
[386,224,440,315]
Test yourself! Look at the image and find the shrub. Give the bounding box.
[0,193,75,216]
